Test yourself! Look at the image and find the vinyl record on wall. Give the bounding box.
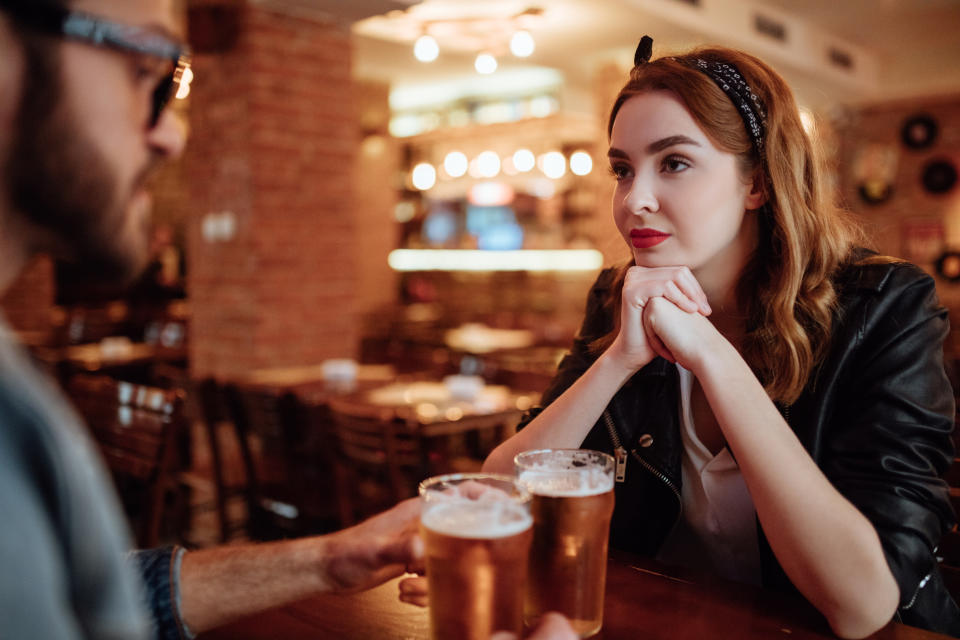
[901,114,938,150]
[935,251,960,282]
[857,181,893,205]
[922,159,958,195]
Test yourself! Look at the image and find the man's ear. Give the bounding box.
[745,171,767,211]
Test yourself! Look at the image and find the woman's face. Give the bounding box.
[608,91,762,285]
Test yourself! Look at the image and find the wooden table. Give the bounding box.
[199,550,950,639]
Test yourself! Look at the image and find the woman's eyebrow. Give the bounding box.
[647,135,701,154]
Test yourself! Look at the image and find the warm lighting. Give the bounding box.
[513,149,535,172]
[175,67,193,100]
[539,151,566,179]
[443,151,468,178]
[412,163,437,190]
[799,106,816,135]
[510,30,535,57]
[570,151,593,176]
[472,151,501,178]
[388,249,605,272]
[414,34,439,62]
[468,182,515,206]
[475,53,497,74]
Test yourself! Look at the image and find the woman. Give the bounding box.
[483,37,959,637]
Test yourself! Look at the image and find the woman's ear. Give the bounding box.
[745,171,768,211]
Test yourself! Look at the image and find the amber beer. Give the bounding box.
[516,449,615,638]
[420,474,533,640]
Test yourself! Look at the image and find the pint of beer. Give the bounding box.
[420,473,533,640]
[515,449,615,638]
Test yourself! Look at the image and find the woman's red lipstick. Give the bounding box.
[630,228,670,248]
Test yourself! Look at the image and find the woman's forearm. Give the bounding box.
[483,352,636,474]
[694,341,899,638]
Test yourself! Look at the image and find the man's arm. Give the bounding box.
[178,497,422,634]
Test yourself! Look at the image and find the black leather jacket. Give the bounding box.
[518,257,960,635]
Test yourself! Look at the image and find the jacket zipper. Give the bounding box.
[602,409,682,515]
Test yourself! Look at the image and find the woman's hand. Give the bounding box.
[606,265,711,371]
[642,296,724,372]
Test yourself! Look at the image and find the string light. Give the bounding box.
[414,34,439,62]
[475,53,497,74]
[510,30,535,57]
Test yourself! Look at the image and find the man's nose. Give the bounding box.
[148,109,188,159]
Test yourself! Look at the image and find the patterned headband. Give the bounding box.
[634,36,768,159]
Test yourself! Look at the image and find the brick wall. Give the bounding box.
[0,256,54,336]
[185,3,359,379]
[835,93,960,353]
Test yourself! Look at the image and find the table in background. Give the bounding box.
[199,550,950,639]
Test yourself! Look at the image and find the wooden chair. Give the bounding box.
[67,375,187,547]
[223,384,340,540]
[328,399,431,526]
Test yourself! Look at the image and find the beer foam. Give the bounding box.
[518,467,614,497]
[422,501,532,539]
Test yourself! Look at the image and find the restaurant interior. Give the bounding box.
[4,0,960,625]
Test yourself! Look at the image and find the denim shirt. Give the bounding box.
[130,546,194,640]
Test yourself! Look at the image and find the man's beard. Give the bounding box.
[4,36,150,284]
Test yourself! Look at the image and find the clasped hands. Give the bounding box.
[608,265,718,372]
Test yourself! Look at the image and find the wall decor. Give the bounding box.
[901,219,944,265]
[853,142,899,206]
[922,158,958,195]
[901,113,939,150]
[935,251,960,282]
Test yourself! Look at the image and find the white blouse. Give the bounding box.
[655,365,762,585]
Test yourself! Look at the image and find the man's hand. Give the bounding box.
[319,497,423,593]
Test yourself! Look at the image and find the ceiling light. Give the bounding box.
[412,163,437,190]
[414,34,439,62]
[475,53,497,75]
[444,151,468,178]
[513,149,535,173]
[510,30,535,57]
[475,151,501,178]
[539,151,566,179]
[569,151,593,176]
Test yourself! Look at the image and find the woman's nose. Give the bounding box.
[624,174,658,214]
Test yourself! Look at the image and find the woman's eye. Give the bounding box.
[662,156,691,173]
[608,164,631,180]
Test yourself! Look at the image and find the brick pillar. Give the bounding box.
[185,2,359,380]
[0,256,54,336]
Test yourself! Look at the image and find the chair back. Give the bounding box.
[328,398,429,525]
[222,383,338,539]
[67,374,186,547]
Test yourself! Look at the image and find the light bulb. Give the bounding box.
[444,151,468,178]
[510,30,535,57]
[414,35,439,62]
[412,163,437,190]
[513,149,535,173]
[475,53,497,74]
[569,151,593,176]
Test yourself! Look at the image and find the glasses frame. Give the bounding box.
[1,2,192,128]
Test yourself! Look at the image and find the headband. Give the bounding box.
[634,35,767,159]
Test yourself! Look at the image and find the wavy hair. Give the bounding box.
[593,46,873,405]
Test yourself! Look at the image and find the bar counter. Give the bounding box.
[198,550,950,639]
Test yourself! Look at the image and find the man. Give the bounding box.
[0,1,574,638]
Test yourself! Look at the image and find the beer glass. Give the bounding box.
[419,473,533,640]
[515,449,615,637]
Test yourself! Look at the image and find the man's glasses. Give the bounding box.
[0,2,192,128]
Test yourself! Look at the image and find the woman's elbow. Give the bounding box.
[824,584,899,639]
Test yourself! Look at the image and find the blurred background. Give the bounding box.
[6,0,960,546]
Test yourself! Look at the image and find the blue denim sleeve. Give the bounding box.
[128,546,195,640]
